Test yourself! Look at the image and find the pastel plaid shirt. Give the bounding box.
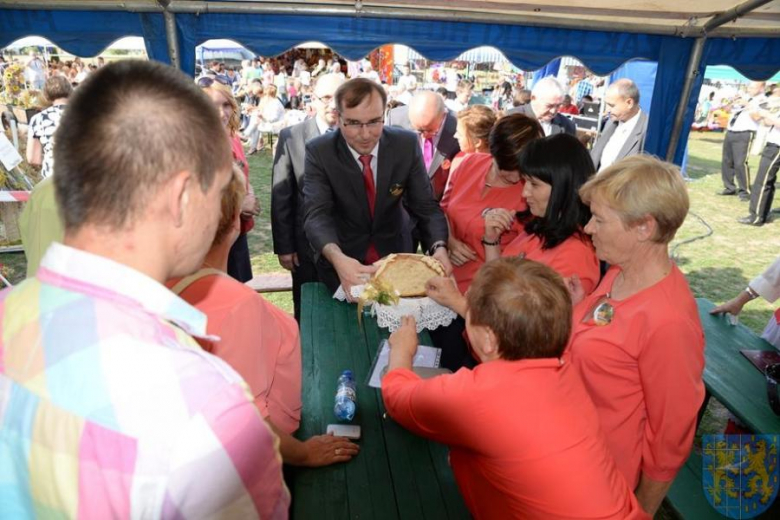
[0,243,289,519]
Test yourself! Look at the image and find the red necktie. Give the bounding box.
[359,154,380,264]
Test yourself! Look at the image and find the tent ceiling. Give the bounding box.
[6,0,780,37]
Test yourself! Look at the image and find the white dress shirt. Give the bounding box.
[540,121,552,136]
[730,96,765,132]
[599,110,642,171]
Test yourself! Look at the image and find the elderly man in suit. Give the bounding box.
[506,77,576,136]
[304,78,451,299]
[386,90,460,200]
[590,78,649,172]
[272,73,345,320]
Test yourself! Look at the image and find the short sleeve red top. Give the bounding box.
[502,231,600,295]
[568,265,705,488]
[441,153,526,293]
[382,359,648,520]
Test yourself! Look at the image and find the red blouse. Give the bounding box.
[569,265,705,488]
[383,359,648,520]
[441,153,526,293]
[502,231,600,295]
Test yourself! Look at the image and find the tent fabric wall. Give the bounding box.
[172,12,686,161]
[1,8,777,166]
[0,9,169,65]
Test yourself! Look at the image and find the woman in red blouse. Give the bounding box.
[383,259,647,520]
[441,114,543,293]
[568,155,705,516]
[449,105,496,173]
[483,133,599,294]
[200,78,259,282]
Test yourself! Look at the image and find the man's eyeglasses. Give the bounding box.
[196,76,229,88]
[340,117,384,130]
[314,94,334,104]
[581,294,615,326]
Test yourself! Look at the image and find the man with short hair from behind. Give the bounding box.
[506,76,576,136]
[0,61,288,519]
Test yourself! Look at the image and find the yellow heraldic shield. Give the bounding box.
[703,434,779,518]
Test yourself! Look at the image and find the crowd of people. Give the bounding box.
[1,52,774,519]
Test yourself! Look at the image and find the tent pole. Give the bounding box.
[161,5,181,70]
[701,0,775,34]
[665,37,705,162]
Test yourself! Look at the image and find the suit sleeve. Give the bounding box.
[271,128,297,255]
[302,141,340,253]
[403,138,449,249]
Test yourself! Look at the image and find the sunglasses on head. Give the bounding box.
[196,76,229,88]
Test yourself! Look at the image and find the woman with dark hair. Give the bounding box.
[484,133,600,294]
[27,76,73,180]
[441,114,543,293]
[428,133,599,325]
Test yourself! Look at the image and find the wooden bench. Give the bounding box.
[245,273,292,293]
[664,299,780,519]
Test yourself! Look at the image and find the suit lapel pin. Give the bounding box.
[389,183,404,197]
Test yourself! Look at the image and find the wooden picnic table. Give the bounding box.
[697,298,780,434]
[292,282,470,520]
[666,299,780,518]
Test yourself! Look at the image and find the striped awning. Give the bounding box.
[406,45,508,64]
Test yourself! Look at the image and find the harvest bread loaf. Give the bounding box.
[373,254,446,297]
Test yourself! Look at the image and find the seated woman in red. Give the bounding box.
[382,259,647,520]
[168,168,358,468]
[484,133,599,294]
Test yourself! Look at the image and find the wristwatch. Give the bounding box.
[745,286,759,299]
[428,241,447,256]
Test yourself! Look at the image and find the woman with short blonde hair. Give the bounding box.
[451,105,496,172]
[568,155,704,516]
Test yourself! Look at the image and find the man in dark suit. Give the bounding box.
[303,79,451,298]
[506,77,576,136]
[590,79,649,172]
[272,73,345,320]
[386,91,460,200]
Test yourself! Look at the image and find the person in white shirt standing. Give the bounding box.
[720,81,766,200]
[740,84,780,226]
[590,79,648,172]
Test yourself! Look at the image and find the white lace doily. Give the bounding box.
[334,285,458,333]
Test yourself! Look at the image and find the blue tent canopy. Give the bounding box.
[1,2,778,165]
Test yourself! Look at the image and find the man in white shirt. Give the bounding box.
[397,64,417,93]
[590,79,648,172]
[445,80,474,113]
[721,81,766,200]
[740,84,780,226]
[360,62,381,84]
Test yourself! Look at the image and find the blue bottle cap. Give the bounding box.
[342,369,353,378]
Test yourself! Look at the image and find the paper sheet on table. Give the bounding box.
[368,339,441,388]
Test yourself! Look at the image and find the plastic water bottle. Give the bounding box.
[334,370,357,421]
